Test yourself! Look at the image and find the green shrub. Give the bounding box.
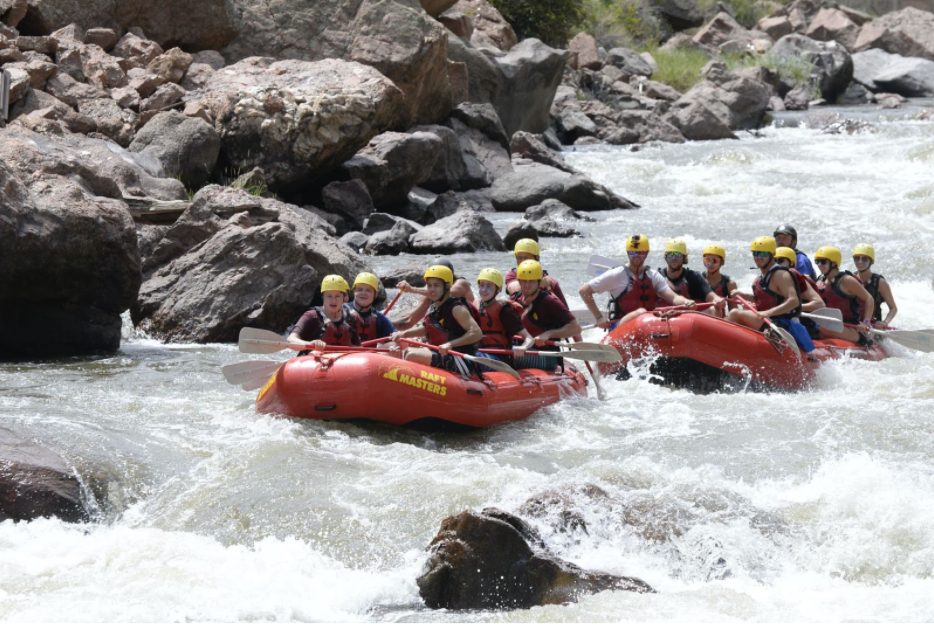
[760,52,814,85]
[487,0,584,47]
[577,0,663,49]
[648,47,712,92]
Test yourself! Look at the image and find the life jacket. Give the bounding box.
[858,272,885,321]
[304,306,360,346]
[609,268,658,319]
[661,267,691,298]
[817,270,861,323]
[424,296,478,350]
[703,272,731,299]
[477,298,523,349]
[752,265,800,318]
[351,305,381,343]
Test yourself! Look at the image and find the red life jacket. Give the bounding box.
[752,265,800,318]
[423,296,479,349]
[306,307,361,346]
[477,298,523,349]
[662,268,691,298]
[857,272,885,321]
[351,306,381,343]
[610,269,658,319]
[704,272,731,298]
[817,271,861,323]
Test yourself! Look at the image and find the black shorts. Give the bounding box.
[430,351,476,377]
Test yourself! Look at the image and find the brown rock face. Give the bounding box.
[417,508,654,610]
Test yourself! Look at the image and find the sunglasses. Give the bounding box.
[628,251,648,257]
[703,257,720,266]
[815,259,831,265]
[665,252,684,259]
[853,255,872,263]
[751,251,771,258]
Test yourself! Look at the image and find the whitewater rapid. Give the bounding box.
[2,106,933,621]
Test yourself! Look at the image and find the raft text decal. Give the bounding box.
[382,367,447,397]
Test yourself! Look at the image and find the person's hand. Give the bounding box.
[715,299,727,314]
[309,339,326,351]
[595,315,611,329]
[858,320,871,334]
[390,331,403,344]
[397,280,410,293]
[439,342,452,356]
[533,332,552,347]
[682,298,696,308]
[513,346,526,358]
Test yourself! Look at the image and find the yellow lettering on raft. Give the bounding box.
[383,369,447,397]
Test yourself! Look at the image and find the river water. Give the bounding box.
[3,104,934,621]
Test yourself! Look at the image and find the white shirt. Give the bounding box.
[588,265,673,298]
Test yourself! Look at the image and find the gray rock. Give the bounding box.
[84,27,118,51]
[457,0,517,51]
[77,96,138,146]
[555,109,597,143]
[147,47,193,84]
[769,34,854,102]
[853,7,934,60]
[568,32,602,70]
[363,212,407,235]
[805,7,860,51]
[365,220,419,255]
[489,38,568,136]
[339,231,370,254]
[425,188,495,223]
[130,111,220,187]
[504,219,578,248]
[417,508,654,610]
[321,179,375,231]
[133,185,362,342]
[449,102,510,149]
[667,97,739,139]
[0,427,89,523]
[197,57,403,191]
[652,0,704,30]
[510,131,579,174]
[491,161,638,212]
[606,47,654,78]
[525,198,593,222]
[853,48,934,97]
[447,116,513,183]
[408,210,505,253]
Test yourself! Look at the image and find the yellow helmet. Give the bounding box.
[703,244,726,261]
[814,245,842,267]
[665,239,688,256]
[476,267,504,289]
[775,246,797,265]
[750,236,777,255]
[516,259,544,281]
[352,272,379,291]
[514,238,541,257]
[423,264,454,285]
[626,234,650,253]
[320,274,350,293]
[852,243,875,262]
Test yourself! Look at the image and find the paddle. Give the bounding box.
[481,345,620,363]
[381,289,403,315]
[222,360,282,390]
[801,308,844,333]
[398,338,521,378]
[588,253,624,277]
[734,295,802,360]
[843,324,934,352]
[238,327,394,355]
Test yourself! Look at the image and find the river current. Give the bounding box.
[2,105,934,621]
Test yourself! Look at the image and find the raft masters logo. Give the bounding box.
[382,367,447,397]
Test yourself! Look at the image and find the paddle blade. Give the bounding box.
[588,254,624,277]
[877,329,934,353]
[802,308,844,333]
[558,347,623,363]
[222,360,282,385]
[465,354,521,378]
[238,327,293,354]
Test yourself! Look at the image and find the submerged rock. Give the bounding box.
[417,507,654,610]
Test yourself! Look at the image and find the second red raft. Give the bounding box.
[599,310,887,392]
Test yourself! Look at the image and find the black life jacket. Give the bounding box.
[661,267,691,298]
[752,265,801,319]
[703,272,731,298]
[424,296,478,351]
[858,272,885,322]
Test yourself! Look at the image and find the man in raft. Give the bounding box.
[393,259,475,331]
[658,239,725,315]
[505,238,569,306]
[774,224,816,280]
[579,234,696,330]
[287,274,361,350]
[390,264,483,377]
[851,243,898,327]
[513,259,581,370]
[813,245,875,344]
[775,246,825,340]
[348,272,395,344]
[728,236,815,353]
[474,268,524,364]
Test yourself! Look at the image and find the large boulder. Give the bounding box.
[451,0,517,51]
[133,185,363,342]
[340,130,444,210]
[805,7,861,51]
[652,0,704,31]
[768,33,854,102]
[129,111,220,188]
[488,39,567,136]
[196,57,404,191]
[0,427,88,523]
[853,7,934,60]
[417,508,654,610]
[0,128,162,358]
[408,210,504,253]
[490,161,638,212]
[223,0,452,127]
[853,48,934,97]
[14,0,236,51]
[667,62,771,134]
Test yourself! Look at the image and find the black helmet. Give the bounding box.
[773,224,797,239]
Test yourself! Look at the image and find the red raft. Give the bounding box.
[255,351,588,428]
[599,310,887,392]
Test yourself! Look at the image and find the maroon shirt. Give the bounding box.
[291,307,358,346]
[517,289,574,337]
[505,267,568,307]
